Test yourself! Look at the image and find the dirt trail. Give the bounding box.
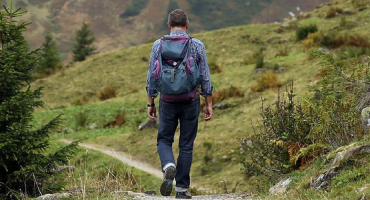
[60,139,251,199]
[60,139,163,179]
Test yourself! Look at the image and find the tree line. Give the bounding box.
[35,22,97,77]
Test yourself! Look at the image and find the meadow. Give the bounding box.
[31,0,370,198]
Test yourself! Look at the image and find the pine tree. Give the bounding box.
[0,4,78,198]
[72,22,97,62]
[37,32,61,75]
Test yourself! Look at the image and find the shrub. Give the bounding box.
[141,56,148,62]
[240,51,369,177]
[250,73,282,92]
[212,85,244,103]
[255,53,264,69]
[321,31,345,49]
[326,7,342,18]
[321,33,370,49]
[74,110,89,129]
[351,0,369,10]
[98,86,118,101]
[302,32,323,51]
[345,34,370,48]
[244,49,265,67]
[275,46,289,57]
[104,111,127,128]
[201,85,244,108]
[208,61,223,74]
[71,95,89,106]
[296,24,318,41]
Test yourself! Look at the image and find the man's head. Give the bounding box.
[167,9,188,30]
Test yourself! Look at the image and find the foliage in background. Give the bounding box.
[201,85,245,108]
[160,0,179,33]
[208,61,223,74]
[34,32,62,78]
[98,86,118,101]
[250,73,282,92]
[72,22,97,62]
[351,0,370,10]
[74,110,89,129]
[296,24,318,41]
[119,0,149,18]
[320,32,370,49]
[186,0,263,31]
[325,7,342,18]
[0,4,78,198]
[241,51,369,177]
[244,49,265,68]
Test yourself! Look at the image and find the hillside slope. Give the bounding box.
[31,0,370,196]
[3,0,330,60]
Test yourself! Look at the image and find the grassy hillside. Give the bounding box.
[2,0,329,60]
[31,0,370,197]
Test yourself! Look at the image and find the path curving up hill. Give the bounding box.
[60,139,163,179]
[60,140,252,199]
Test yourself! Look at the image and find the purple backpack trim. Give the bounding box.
[153,60,161,78]
[186,56,194,74]
[161,88,198,102]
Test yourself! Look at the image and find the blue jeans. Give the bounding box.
[157,97,200,189]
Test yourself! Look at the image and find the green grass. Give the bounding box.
[44,140,161,199]
[30,1,370,198]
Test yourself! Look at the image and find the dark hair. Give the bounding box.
[168,9,188,27]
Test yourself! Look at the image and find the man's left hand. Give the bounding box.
[148,106,157,121]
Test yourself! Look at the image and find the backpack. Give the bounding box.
[149,35,201,101]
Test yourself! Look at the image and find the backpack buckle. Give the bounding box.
[170,69,175,83]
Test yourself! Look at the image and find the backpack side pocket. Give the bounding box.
[186,56,200,88]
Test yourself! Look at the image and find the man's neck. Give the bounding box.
[170,27,187,32]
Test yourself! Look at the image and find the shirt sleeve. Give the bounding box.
[146,40,160,98]
[196,41,213,97]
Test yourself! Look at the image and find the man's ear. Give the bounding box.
[167,22,171,31]
[185,22,189,30]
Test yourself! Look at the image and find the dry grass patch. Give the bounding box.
[98,86,118,101]
[250,73,282,92]
[201,85,245,108]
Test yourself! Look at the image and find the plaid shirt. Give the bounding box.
[146,30,213,98]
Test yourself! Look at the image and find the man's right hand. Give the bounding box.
[204,106,212,121]
[148,106,157,121]
[204,95,213,121]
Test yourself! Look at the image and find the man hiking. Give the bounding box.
[146,9,213,199]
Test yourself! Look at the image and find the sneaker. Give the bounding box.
[175,191,192,199]
[160,166,176,196]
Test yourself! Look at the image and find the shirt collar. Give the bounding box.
[169,30,187,36]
